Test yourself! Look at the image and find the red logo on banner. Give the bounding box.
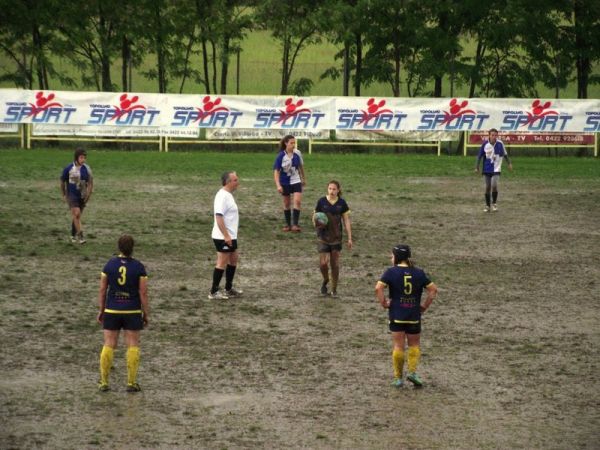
[441,98,476,124]
[194,96,229,121]
[27,92,63,117]
[357,98,393,125]
[523,100,559,127]
[111,94,146,120]
[276,97,312,123]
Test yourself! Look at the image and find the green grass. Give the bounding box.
[1,149,600,448]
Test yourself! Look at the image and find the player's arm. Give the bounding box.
[139,276,149,327]
[273,169,283,193]
[374,281,390,308]
[299,164,306,186]
[97,273,108,324]
[503,147,513,170]
[60,175,67,201]
[420,282,438,313]
[474,147,484,172]
[342,212,352,249]
[85,173,94,202]
[215,213,231,245]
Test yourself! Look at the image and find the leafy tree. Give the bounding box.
[0,0,72,89]
[361,0,427,97]
[319,0,368,96]
[254,0,323,95]
[571,0,600,98]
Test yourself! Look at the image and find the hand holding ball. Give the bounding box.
[314,212,328,229]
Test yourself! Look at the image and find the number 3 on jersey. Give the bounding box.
[403,274,413,295]
[118,266,127,285]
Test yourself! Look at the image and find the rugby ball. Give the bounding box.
[314,212,328,227]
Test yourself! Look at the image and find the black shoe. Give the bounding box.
[320,281,329,296]
[126,383,141,392]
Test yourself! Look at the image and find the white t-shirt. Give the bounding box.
[211,188,239,239]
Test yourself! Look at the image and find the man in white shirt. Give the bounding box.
[209,171,242,300]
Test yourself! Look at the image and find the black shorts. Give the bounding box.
[67,196,86,209]
[281,183,303,196]
[389,319,421,334]
[103,311,143,330]
[318,242,342,253]
[213,238,238,253]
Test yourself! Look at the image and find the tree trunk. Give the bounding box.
[343,41,350,96]
[220,32,230,95]
[122,36,130,92]
[574,0,589,99]
[32,24,48,90]
[210,39,217,94]
[201,37,210,93]
[354,32,362,96]
[179,31,196,94]
[469,35,484,98]
[281,37,290,95]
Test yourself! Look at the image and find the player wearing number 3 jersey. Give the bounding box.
[375,244,437,388]
[97,235,149,392]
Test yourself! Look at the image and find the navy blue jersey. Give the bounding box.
[102,256,148,311]
[315,196,350,244]
[477,140,508,174]
[273,150,303,186]
[379,265,432,322]
[60,162,92,199]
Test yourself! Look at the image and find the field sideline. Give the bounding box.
[1,149,599,449]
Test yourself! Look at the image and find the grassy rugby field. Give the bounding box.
[1,149,599,449]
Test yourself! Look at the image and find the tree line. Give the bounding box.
[1,0,598,98]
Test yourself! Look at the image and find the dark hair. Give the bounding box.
[489,128,498,134]
[74,148,87,161]
[328,180,342,197]
[279,134,295,151]
[221,171,235,186]
[393,244,412,266]
[118,234,135,257]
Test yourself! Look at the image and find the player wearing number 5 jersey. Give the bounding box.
[97,235,149,392]
[375,244,437,388]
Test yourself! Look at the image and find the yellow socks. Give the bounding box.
[392,349,405,379]
[126,346,140,385]
[99,345,114,385]
[407,346,421,374]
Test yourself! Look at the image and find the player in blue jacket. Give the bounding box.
[475,128,513,212]
[60,148,93,243]
[97,235,149,392]
[273,135,306,232]
[375,244,437,388]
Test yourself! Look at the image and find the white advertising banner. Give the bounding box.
[335,129,458,142]
[0,122,18,133]
[1,89,599,133]
[205,128,329,140]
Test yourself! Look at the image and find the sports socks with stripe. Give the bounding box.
[127,346,140,386]
[99,345,114,385]
[407,346,421,374]
[392,348,405,379]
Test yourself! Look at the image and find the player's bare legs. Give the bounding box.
[319,252,330,295]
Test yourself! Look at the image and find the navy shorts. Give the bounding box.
[389,319,421,334]
[318,242,342,253]
[67,196,86,209]
[281,183,302,196]
[213,238,238,253]
[103,312,143,330]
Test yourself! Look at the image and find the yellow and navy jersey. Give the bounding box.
[379,265,432,322]
[101,256,147,312]
[315,196,350,244]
